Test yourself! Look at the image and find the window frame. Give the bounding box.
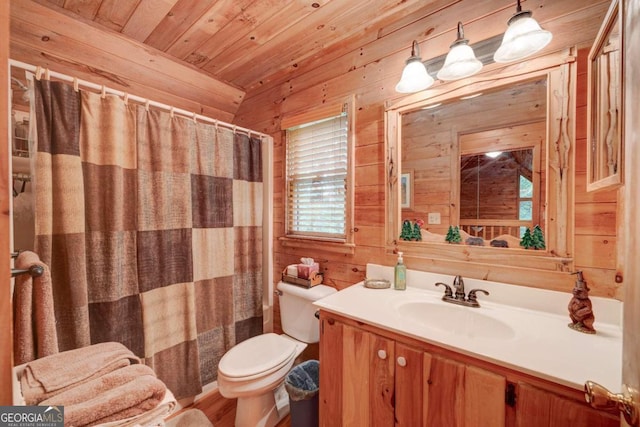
[279,97,355,254]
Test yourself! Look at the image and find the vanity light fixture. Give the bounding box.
[437,22,483,81]
[395,40,434,93]
[493,0,552,63]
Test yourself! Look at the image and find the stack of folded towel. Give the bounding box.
[19,342,176,426]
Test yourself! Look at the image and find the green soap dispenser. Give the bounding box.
[394,251,407,290]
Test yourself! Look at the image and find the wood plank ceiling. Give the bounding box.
[32,0,457,94]
[15,0,608,121]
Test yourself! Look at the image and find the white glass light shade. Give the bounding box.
[493,13,552,63]
[437,42,483,81]
[395,58,434,93]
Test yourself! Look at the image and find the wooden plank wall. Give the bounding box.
[234,1,621,300]
[1,0,12,406]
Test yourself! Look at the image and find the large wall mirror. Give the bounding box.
[385,52,576,275]
[400,79,546,247]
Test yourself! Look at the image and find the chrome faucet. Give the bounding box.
[435,275,489,308]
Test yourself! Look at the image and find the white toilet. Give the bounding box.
[217,281,336,427]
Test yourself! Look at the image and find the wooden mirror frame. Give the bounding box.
[384,50,577,277]
[587,0,624,192]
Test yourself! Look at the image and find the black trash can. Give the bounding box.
[284,359,320,427]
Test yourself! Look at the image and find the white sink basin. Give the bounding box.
[396,301,516,340]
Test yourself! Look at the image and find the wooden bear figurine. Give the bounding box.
[567,271,596,334]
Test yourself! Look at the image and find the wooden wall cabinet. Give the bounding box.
[587,0,623,192]
[319,311,619,427]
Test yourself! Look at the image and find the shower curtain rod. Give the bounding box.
[9,59,270,139]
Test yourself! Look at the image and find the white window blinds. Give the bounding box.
[286,112,348,239]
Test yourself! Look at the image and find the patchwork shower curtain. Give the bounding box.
[32,79,263,398]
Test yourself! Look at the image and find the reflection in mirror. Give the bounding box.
[400,78,546,248]
[10,70,35,252]
[459,148,536,241]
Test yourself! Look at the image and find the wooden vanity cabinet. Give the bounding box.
[318,311,618,427]
[319,312,505,426]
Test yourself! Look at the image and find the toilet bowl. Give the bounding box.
[217,281,336,427]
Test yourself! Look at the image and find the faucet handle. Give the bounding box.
[467,289,489,304]
[435,282,453,297]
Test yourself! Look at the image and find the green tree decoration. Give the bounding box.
[531,224,546,250]
[445,226,455,243]
[400,220,413,240]
[520,227,534,249]
[445,225,462,244]
[452,226,462,243]
[411,221,422,241]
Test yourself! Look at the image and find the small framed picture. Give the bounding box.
[400,170,413,209]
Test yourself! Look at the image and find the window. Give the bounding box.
[519,174,533,237]
[285,110,351,242]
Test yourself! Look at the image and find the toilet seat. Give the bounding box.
[218,333,298,381]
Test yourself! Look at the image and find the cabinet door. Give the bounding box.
[516,383,619,427]
[319,316,396,427]
[463,365,506,427]
[395,343,424,427]
[319,315,343,427]
[370,334,395,426]
[342,323,372,426]
[423,354,507,427]
[395,343,423,426]
[424,353,466,427]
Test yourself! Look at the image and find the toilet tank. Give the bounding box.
[277,281,337,343]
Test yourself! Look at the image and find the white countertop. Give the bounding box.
[314,264,622,392]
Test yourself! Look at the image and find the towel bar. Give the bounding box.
[11,265,44,278]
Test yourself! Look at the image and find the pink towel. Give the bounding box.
[13,251,58,365]
[41,364,167,427]
[21,341,140,404]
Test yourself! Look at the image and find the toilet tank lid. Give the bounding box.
[277,282,337,300]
